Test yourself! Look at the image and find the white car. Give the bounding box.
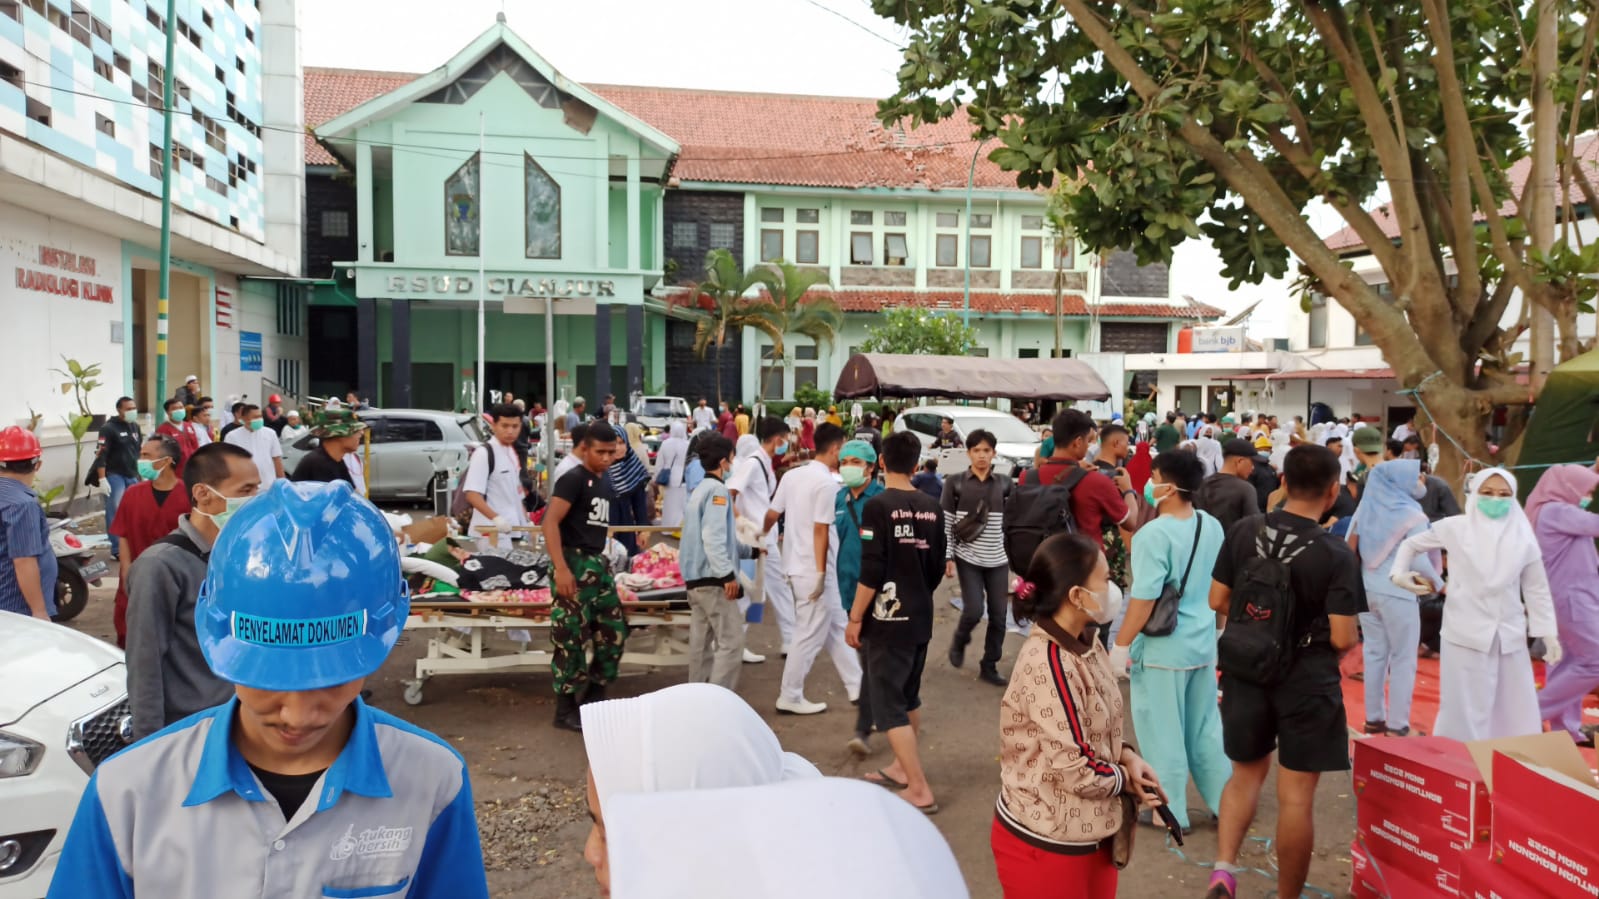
[893,404,1042,476]
[631,396,691,432]
[283,409,486,503]
[0,616,130,897]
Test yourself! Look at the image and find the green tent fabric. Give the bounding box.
[1516,349,1599,500]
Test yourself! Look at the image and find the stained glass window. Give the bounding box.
[444,153,480,256]
[525,154,562,259]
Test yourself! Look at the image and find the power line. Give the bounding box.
[794,0,905,49]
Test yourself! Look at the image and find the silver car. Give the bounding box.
[893,404,1042,476]
[284,408,486,502]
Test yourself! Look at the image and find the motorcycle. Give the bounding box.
[48,517,110,621]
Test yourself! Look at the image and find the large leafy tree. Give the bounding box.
[874,0,1597,480]
[859,307,982,356]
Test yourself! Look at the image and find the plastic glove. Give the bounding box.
[1544,635,1564,668]
[1108,644,1131,680]
[806,578,826,604]
[493,515,513,534]
[734,516,765,549]
[1389,571,1432,596]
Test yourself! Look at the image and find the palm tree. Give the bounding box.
[753,259,842,400]
[684,249,784,405]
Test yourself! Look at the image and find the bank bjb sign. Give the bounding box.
[1191,326,1246,353]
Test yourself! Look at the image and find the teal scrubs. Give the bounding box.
[1126,510,1232,829]
[834,480,883,610]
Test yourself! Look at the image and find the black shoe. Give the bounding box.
[948,636,968,669]
[1363,720,1387,735]
[583,681,608,705]
[978,668,1008,687]
[553,693,584,732]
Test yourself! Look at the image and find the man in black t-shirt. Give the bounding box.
[1204,444,1366,899]
[846,431,946,814]
[542,423,623,732]
[1194,439,1263,535]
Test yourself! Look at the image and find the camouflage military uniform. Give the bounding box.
[1103,525,1130,590]
[551,549,627,696]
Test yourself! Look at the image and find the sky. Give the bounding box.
[301,0,1354,339]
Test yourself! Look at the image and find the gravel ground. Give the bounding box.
[60,512,1360,899]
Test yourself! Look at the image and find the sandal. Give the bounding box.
[913,800,940,815]
[864,769,909,791]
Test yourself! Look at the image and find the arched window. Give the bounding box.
[445,153,480,256]
[525,154,561,259]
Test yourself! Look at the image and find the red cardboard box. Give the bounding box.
[1354,737,1493,842]
[1458,846,1545,899]
[1352,837,1459,898]
[1488,752,1599,899]
[1356,807,1467,893]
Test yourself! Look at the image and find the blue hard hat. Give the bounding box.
[196,480,409,691]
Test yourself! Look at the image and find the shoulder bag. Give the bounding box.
[1141,515,1203,638]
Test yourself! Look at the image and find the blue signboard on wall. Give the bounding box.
[240,331,263,372]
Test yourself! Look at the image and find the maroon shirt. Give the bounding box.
[1030,459,1130,552]
[109,481,191,647]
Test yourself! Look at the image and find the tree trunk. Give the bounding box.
[1409,382,1493,494]
[714,340,724,407]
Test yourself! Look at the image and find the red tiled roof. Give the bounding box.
[304,67,419,166]
[666,287,1221,320]
[1323,133,1599,253]
[304,67,1024,190]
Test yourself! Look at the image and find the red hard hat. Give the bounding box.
[0,426,42,462]
[269,394,282,404]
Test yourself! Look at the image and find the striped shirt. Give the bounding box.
[941,470,1010,568]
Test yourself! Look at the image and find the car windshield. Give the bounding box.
[639,399,685,417]
[957,415,1038,445]
[458,415,487,442]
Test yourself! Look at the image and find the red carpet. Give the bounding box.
[1340,654,1599,767]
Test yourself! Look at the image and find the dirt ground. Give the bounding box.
[66,552,1359,898]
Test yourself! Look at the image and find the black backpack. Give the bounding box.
[1003,465,1089,574]
[1216,523,1312,686]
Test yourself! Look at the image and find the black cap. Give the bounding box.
[1221,438,1257,459]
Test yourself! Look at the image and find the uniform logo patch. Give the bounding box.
[860,528,874,541]
[330,823,415,861]
[711,495,727,506]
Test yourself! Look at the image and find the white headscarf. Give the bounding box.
[581,684,819,809]
[605,778,970,899]
[735,433,763,464]
[656,421,690,480]
[1194,427,1224,475]
[1431,467,1541,595]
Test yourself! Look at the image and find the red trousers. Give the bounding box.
[990,816,1118,899]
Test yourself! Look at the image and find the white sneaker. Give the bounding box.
[775,697,828,715]
[742,649,766,664]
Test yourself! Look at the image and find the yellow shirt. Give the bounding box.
[735,413,751,435]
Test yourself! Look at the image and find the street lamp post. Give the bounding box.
[154,0,176,423]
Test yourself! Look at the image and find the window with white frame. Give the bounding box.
[796,230,819,264]
[850,232,873,265]
[759,205,828,264]
[843,207,911,267]
[761,229,783,262]
[1019,214,1044,269]
[934,211,960,267]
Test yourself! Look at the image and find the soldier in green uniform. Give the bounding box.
[289,408,368,486]
[542,422,625,732]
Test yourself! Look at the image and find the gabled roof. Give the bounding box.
[312,20,679,162]
[304,69,1026,192]
[1323,133,1599,253]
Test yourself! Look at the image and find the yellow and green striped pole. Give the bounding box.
[154,0,176,423]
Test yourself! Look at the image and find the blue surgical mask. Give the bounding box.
[840,465,868,488]
[122,408,138,422]
[1582,497,1593,511]
[136,459,164,481]
[775,440,789,456]
[1477,497,1513,520]
[1144,481,1164,506]
[169,408,187,422]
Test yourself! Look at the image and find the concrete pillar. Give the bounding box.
[391,299,412,407]
[356,296,378,403]
[595,302,612,404]
[626,304,644,397]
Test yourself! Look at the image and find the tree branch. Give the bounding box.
[1417,0,1483,320]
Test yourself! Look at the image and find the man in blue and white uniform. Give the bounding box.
[49,479,489,898]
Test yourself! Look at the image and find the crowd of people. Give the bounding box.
[8,382,1598,898]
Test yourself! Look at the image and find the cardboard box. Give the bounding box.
[1458,846,1546,899]
[1357,800,1468,893]
[1354,737,1492,842]
[1352,837,1459,898]
[1488,752,1599,899]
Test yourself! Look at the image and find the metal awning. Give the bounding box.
[834,353,1111,401]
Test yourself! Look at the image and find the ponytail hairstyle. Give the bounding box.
[1013,533,1101,623]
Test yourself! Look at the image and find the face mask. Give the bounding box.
[775,441,789,456]
[1075,582,1122,625]
[1477,496,1512,520]
[169,408,187,422]
[248,419,264,432]
[1144,481,1166,507]
[1402,451,1420,460]
[136,459,165,481]
[840,465,868,488]
[122,409,137,422]
[1582,497,1593,511]
[199,486,253,530]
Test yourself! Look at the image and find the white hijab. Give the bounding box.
[605,778,970,899]
[581,684,819,809]
[1432,467,1541,595]
[656,421,690,479]
[1194,427,1224,475]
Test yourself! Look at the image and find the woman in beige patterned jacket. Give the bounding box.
[992,533,1162,898]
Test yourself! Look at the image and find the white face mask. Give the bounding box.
[1075,581,1123,626]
